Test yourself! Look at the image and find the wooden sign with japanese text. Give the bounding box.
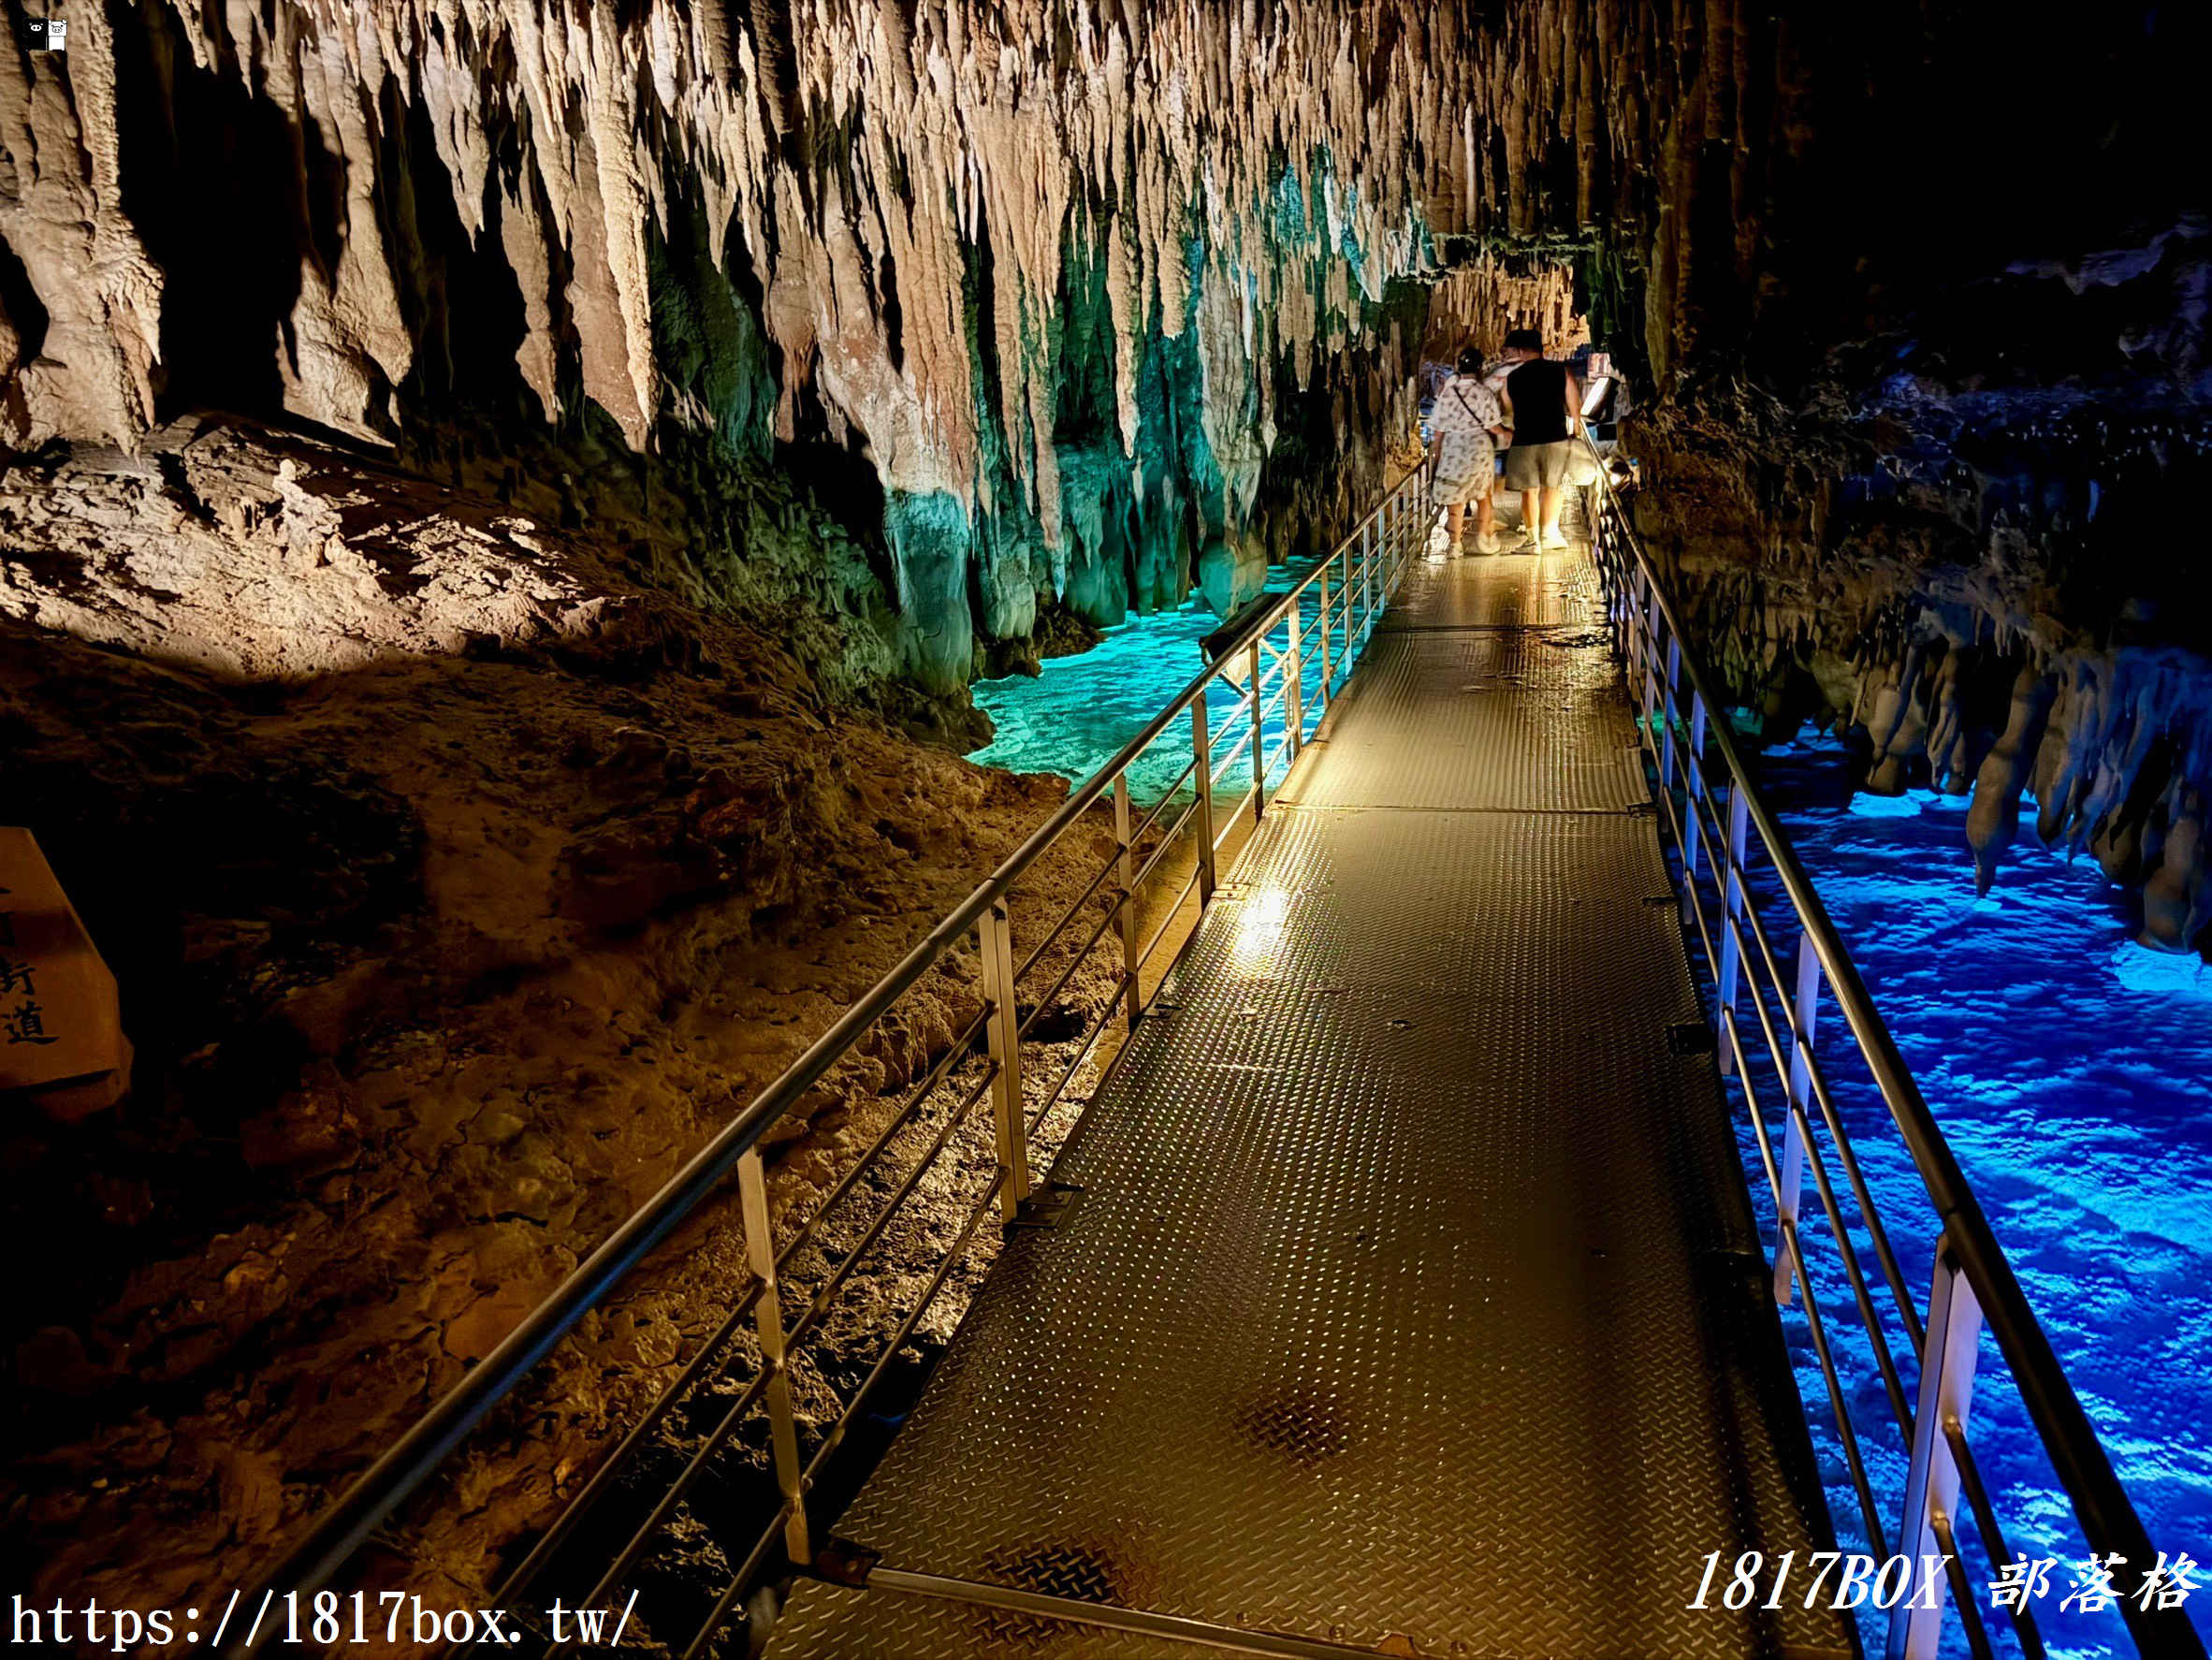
[0,828,131,1120]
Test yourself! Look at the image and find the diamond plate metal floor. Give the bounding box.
[1275,628,1644,812]
[1382,546,1604,633]
[765,544,1851,1660]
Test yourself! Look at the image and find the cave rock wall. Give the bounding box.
[0,0,1820,697]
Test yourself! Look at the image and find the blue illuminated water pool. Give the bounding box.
[968,628,2209,1659]
[1739,731,2211,1659]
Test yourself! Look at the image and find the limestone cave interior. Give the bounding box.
[1,2,2206,1656]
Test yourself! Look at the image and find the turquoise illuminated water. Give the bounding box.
[968,603,2210,1659]
[969,546,1386,799]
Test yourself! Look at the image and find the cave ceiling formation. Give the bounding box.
[1,0,1784,700]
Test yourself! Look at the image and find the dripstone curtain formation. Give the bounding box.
[0,0,1790,696]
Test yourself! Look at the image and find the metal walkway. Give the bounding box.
[232,462,2193,1660]
[764,546,1852,1659]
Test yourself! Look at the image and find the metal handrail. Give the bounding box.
[1580,428,2199,1658]
[222,459,1433,1655]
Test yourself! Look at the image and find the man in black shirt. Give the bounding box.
[1497,329,1583,551]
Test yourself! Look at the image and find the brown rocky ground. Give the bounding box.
[0,418,1127,1633]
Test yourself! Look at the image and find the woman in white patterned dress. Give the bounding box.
[1427,346,1509,556]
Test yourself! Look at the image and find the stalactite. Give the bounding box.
[1,0,1833,688]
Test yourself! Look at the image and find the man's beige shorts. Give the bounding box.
[1503,439,1574,489]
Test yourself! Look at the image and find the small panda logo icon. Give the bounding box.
[23,16,66,50]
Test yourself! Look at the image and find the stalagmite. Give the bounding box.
[1967,665,2056,895]
[2141,790,2209,951]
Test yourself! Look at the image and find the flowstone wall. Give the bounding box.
[3,0,1465,703]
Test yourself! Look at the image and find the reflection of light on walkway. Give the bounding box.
[1234,886,1290,968]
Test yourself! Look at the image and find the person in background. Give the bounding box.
[1425,345,1509,556]
[1496,328,1583,551]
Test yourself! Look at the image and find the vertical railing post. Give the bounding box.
[1611,526,1632,660]
[1642,612,1662,734]
[976,899,1030,1219]
[1340,539,1355,662]
[1360,518,1375,642]
[1660,636,1682,791]
[1774,931,1821,1303]
[1248,637,1266,817]
[1630,563,1651,688]
[1191,699,1218,906]
[1375,498,1390,598]
[1284,605,1303,756]
[1113,773,1140,1030]
[1683,692,1710,917]
[1891,1239,1985,1660]
[1317,564,1333,706]
[738,1150,811,1565]
[1716,784,1751,1075]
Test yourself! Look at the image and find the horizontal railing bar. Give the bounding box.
[1730,1007,1891,1560]
[1947,1419,2049,1658]
[557,1057,1002,1633]
[1642,572,1927,1563]
[793,1167,1007,1492]
[1138,863,1206,973]
[1213,722,1256,775]
[1129,755,1201,845]
[552,1351,779,1645]
[1670,707,1921,1438]
[1027,975,1126,1135]
[1679,742,1929,1351]
[479,999,997,1623]
[1210,688,1256,730]
[1782,1216,1891,1559]
[667,1160,1010,1660]
[475,1274,764,1619]
[1128,797,1202,896]
[1932,1512,1999,1660]
[1785,1085,1919,1438]
[781,1002,995,1269]
[1213,786,1258,853]
[1017,898,1126,1042]
[677,1503,793,1660]
[1014,843,1124,986]
[785,1068,999,1347]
